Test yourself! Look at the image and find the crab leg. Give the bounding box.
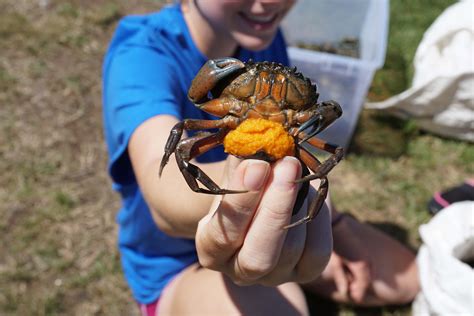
[188,58,246,103]
[291,163,310,215]
[295,100,343,144]
[284,145,329,229]
[159,117,238,176]
[282,130,343,229]
[303,137,342,154]
[294,134,344,183]
[174,129,246,195]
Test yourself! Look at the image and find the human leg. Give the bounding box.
[158,263,309,315]
[304,214,419,306]
[138,300,159,316]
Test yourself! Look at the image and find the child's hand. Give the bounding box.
[331,215,372,303]
[195,156,332,286]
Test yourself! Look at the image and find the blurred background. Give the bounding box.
[0,0,471,315]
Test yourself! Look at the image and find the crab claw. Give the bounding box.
[188,57,246,104]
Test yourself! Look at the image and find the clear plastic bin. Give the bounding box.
[282,0,390,149]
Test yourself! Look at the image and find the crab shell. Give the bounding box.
[211,60,320,113]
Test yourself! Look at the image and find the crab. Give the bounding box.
[159,57,344,228]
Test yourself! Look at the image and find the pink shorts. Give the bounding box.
[138,300,159,316]
[136,270,182,315]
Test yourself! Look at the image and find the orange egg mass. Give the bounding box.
[223,118,295,160]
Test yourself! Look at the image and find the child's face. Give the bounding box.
[196,0,296,51]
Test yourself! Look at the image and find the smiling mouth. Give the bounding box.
[238,12,279,30]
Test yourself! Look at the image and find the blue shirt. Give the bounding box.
[102,3,289,304]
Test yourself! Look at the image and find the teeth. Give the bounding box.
[245,14,276,23]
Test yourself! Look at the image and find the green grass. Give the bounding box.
[369,0,458,100]
[347,0,466,249]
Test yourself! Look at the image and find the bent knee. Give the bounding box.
[373,276,420,306]
[391,281,420,305]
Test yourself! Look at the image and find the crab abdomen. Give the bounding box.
[223,118,295,161]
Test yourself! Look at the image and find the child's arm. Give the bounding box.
[129,114,225,238]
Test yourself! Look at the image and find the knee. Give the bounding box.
[394,257,420,304]
[270,282,310,316]
[375,263,420,306]
[393,277,420,305]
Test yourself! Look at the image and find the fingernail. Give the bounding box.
[274,156,301,191]
[243,160,270,191]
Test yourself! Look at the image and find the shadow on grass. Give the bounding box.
[348,109,418,159]
[367,49,409,102]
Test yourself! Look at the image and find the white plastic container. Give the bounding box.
[282,0,390,149]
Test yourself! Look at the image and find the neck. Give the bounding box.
[182,1,238,59]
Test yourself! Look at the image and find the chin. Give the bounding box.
[234,33,276,52]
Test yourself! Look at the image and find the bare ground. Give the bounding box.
[0,1,169,314]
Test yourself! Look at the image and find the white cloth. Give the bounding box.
[412,201,474,315]
[366,0,474,142]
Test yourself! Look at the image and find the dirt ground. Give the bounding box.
[0,1,472,315]
[0,1,170,314]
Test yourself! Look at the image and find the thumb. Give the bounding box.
[331,254,349,300]
[347,260,372,303]
[196,159,270,268]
